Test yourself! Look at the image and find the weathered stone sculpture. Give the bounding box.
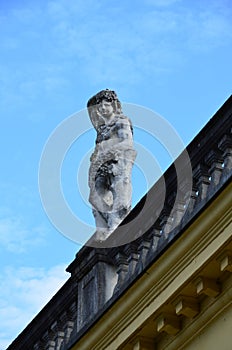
[87,89,137,240]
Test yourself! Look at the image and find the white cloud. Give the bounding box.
[0,183,48,253]
[185,9,232,51]
[1,0,232,106]
[0,214,46,253]
[43,0,232,83]
[0,264,69,349]
[145,0,182,6]
[11,6,39,23]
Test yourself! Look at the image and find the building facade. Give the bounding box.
[7,96,232,350]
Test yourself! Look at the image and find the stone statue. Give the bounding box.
[87,89,137,240]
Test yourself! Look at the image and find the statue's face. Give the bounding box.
[98,100,114,118]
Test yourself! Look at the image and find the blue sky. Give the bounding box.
[0,0,232,348]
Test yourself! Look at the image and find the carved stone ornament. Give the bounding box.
[87,89,137,241]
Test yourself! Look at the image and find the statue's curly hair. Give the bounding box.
[87,89,122,113]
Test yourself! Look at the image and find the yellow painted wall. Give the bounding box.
[183,303,232,350]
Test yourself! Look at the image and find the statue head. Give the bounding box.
[87,89,122,129]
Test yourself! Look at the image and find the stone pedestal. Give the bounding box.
[66,247,118,332]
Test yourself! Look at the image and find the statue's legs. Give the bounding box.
[107,171,133,231]
[90,158,135,237]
